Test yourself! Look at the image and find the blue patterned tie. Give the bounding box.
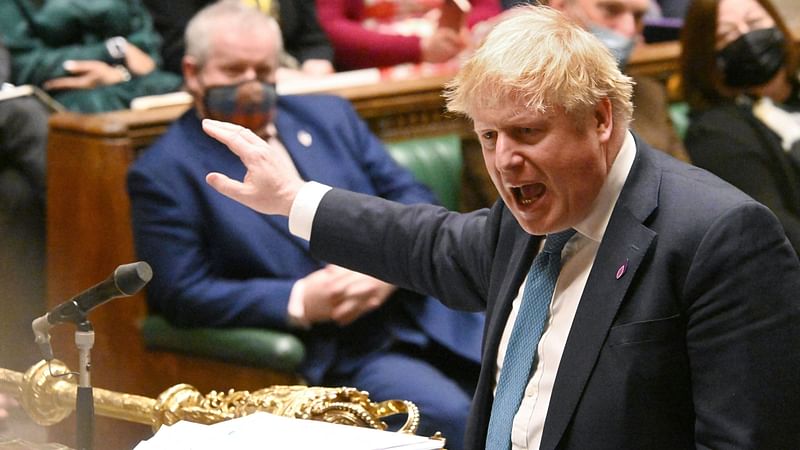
[485,229,576,450]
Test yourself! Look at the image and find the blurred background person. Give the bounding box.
[545,0,689,162]
[656,0,690,18]
[0,39,47,375]
[681,0,800,255]
[0,0,182,113]
[316,0,502,71]
[127,3,483,449]
[144,0,335,81]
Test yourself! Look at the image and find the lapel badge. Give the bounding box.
[615,258,629,280]
[297,130,313,147]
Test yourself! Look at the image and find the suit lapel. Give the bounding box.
[275,108,317,181]
[539,140,661,450]
[191,111,308,250]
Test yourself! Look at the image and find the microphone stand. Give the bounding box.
[74,319,95,450]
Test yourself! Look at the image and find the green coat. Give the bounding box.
[0,0,182,112]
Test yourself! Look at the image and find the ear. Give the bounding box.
[548,0,567,11]
[594,97,613,144]
[182,55,201,96]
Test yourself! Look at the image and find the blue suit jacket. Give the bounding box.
[127,94,483,384]
[311,136,800,449]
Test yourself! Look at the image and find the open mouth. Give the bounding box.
[512,183,545,205]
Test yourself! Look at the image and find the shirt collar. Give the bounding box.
[573,130,636,243]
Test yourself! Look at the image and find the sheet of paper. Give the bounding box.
[135,412,444,450]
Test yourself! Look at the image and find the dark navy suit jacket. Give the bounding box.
[311,136,800,449]
[127,94,483,384]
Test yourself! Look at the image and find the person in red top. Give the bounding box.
[317,0,501,70]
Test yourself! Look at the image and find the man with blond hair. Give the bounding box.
[202,5,800,450]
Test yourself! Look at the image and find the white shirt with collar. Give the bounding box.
[288,130,638,449]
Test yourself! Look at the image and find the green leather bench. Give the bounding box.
[668,101,690,141]
[140,134,463,374]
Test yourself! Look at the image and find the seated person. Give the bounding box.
[126,3,483,449]
[0,40,48,373]
[144,0,335,80]
[681,0,800,255]
[316,0,501,70]
[0,0,182,113]
[0,35,47,207]
[656,0,689,18]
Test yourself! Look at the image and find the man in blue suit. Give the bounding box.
[203,6,800,450]
[126,3,482,448]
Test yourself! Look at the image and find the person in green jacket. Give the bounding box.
[0,0,182,113]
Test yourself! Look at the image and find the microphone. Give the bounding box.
[32,261,153,361]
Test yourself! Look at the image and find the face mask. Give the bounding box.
[717,27,786,88]
[590,24,636,69]
[202,80,278,136]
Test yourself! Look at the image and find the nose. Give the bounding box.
[733,20,751,37]
[494,133,524,171]
[241,67,258,82]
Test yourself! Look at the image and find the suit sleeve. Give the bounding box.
[466,0,502,27]
[683,201,800,448]
[686,113,800,254]
[315,0,422,70]
[310,189,495,312]
[127,158,299,331]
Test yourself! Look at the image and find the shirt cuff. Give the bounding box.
[288,181,332,241]
[287,279,311,329]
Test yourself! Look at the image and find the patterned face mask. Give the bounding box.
[717,27,786,89]
[202,80,278,136]
[589,24,636,69]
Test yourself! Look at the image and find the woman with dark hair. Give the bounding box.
[681,0,800,255]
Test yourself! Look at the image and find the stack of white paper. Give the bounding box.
[134,412,444,450]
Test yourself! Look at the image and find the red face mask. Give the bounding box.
[202,80,278,137]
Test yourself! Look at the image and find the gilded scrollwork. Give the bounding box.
[1,360,429,441]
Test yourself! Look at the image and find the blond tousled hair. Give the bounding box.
[445,6,634,127]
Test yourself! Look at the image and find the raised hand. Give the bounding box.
[204,119,305,216]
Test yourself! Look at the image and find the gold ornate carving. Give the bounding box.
[0,360,430,441]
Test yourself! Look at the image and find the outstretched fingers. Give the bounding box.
[203,118,301,216]
[205,171,248,202]
[202,119,266,161]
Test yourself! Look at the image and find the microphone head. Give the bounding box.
[114,261,153,295]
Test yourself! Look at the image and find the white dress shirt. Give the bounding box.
[499,131,635,449]
[288,131,637,449]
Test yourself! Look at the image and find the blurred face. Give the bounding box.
[472,98,616,235]
[556,0,650,39]
[716,0,775,50]
[184,26,279,99]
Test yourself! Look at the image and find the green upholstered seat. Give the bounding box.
[141,315,305,371]
[668,101,690,141]
[386,134,463,211]
[140,133,463,370]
